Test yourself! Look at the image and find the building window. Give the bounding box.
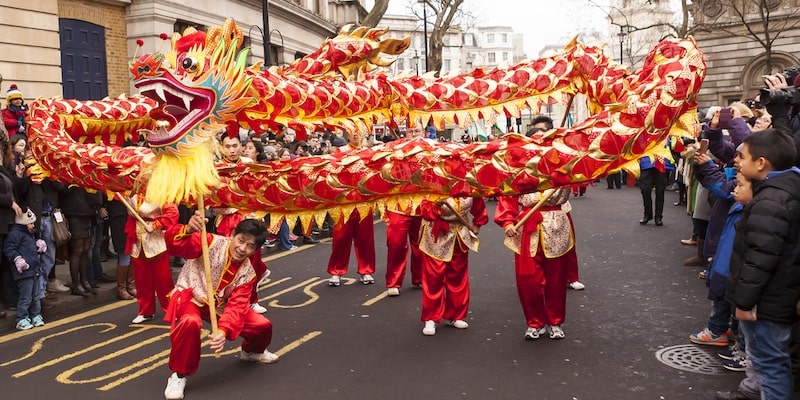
[397,58,404,70]
[488,52,496,63]
[443,59,451,71]
[501,33,508,43]
[487,33,495,44]
[503,52,509,62]
[464,33,474,46]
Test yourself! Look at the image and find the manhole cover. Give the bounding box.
[655,344,728,375]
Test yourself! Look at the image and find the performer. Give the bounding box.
[124,198,179,323]
[494,189,577,340]
[383,205,423,296]
[162,212,277,400]
[418,197,488,336]
[326,208,376,286]
[212,127,270,313]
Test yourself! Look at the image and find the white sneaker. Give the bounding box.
[47,279,70,293]
[240,349,280,364]
[422,320,436,336]
[250,303,267,313]
[448,319,469,329]
[131,315,154,324]
[568,281,586,290]
[328,275,341,286]
[548,325,565,339]
[524,326,547,340]
[360,274,375,284]
[386,288,400,296]
[164,372,186,400]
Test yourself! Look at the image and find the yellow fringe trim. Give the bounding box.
[143,143,220,205]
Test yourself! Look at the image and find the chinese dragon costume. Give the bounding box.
[25,18,706,231]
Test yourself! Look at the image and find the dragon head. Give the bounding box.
[130,18,255,156]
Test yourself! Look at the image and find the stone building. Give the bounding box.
[0,0,367,102]
[689,0,800,107]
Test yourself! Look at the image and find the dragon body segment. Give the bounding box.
[26,18,705,228]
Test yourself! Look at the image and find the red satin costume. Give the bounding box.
[164,226,273,376]
[419,198,488,323]
[494,191,577,329]
[327,209,376,276]
[384,210,422,288]
[124,203,179,318]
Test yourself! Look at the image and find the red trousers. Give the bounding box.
[249,254,268,304]
[384,213,422,288]
[168,295,273,376]
[420,246,469,323]
[566,259,580,284]
[327,211,376,276]
[515,243,574,328]
[132,251,174,317]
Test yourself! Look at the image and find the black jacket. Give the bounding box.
[726,168,800,324]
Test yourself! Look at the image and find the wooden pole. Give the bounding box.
[512,189,556,232]
[441,200,479,235]
[114,193,150,230]
[196,196,219,350]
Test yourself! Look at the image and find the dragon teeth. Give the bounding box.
[154,85,167,102]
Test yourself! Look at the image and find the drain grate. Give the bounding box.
[655,344,729,375]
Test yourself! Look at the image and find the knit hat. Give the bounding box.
[15,208,36,225]
[6,84,23,104]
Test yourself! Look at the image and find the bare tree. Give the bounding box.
[692,0,800,73]
[412,0,467,75]
[361,0,390,28]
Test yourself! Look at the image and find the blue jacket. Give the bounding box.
[4,224,43,282]
[694,160,737,258]
[707,203,742,301]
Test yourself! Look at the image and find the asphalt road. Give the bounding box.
[0,185,749,399]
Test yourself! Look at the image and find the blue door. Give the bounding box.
[59,19,108,100]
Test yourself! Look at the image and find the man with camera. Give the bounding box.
[761,68,800,165]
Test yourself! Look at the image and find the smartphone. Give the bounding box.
[698,138,709,155]
[718,107,733,129]
[13,152,20,166]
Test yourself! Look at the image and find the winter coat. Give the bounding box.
[694,160,737,258]
[726,167,800,324]
[4,223,43,282]
[707,203,742,301]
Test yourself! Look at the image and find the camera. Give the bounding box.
[760,65,800,106]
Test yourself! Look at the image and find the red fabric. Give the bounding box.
[384,212,422,288]
[327,210,376,276]
[124,204,179,254]
[132,251,173,316]
[514,242,573,328]
[215,212,244,237]
[249,253,268,304]
[420,245,469,323]
[2,108,26,136]
[166,288,273,376]
[494,196,575,328]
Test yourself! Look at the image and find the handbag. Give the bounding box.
[51,208,72,247]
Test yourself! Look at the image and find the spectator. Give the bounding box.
[243,139,267,162]
[724,129,800,400]
[0,133,23,314]
[4,208,46,330]
[59,186,103,296]
[2,84,28,136]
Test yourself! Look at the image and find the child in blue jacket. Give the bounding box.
[5,208,48,330]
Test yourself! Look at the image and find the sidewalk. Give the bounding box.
[0,257,130,333]
[0,229,331,333]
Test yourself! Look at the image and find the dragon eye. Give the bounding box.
[137,65,151,74]
[181,56,199,72]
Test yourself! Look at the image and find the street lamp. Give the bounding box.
[418,0,428,73]
[412,49,420,75]
[262,0,271,66]
[617,25,627,64]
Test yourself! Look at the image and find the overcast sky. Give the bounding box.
[374,0,612,57]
